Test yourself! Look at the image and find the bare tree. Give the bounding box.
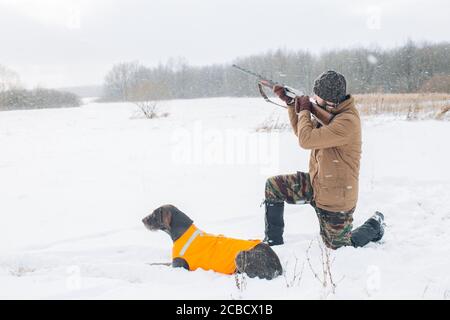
[0,65,21,92]
[102,61,150,101]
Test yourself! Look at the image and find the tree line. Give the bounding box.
[0,88,81,111]
[102,40,450,102]
[0,65,81,111]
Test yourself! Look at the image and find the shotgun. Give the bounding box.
[232,64,334,126]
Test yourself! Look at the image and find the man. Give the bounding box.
[263,70,385,249]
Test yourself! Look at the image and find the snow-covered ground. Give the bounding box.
[0,97,449,299]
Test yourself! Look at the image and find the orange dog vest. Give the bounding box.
[172,224,261,275]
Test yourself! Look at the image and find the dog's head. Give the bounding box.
[142,204,194,241]
[142,205,174,232]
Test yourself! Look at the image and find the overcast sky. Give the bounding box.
[1,0,449,88]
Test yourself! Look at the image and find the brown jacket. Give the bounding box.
[288,96,361,212]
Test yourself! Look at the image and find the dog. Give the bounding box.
[142,204,283,280]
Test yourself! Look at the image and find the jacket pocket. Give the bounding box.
[315,184,345,208]
[317,162,344,188]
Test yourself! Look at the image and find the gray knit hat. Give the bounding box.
[313,70,347,104]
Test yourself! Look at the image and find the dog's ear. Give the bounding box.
[161,207,172,230]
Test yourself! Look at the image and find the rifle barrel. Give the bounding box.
[232,64,276,86]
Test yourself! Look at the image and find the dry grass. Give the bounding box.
[354,93,450,120]
[283,255,305,288]
[355,93,450,105]
[436,105,450,120]
[305,238,344,297]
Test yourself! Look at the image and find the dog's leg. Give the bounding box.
[172,257,190,270]
[235,243,282,280]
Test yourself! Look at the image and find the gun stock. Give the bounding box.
[311,103,335,126]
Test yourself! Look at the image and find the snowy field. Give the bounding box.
[0,97,449,300]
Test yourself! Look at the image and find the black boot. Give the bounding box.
[351,211,385,248]
[263,201,285,246]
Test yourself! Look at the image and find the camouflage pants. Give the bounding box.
[265,172,354,249]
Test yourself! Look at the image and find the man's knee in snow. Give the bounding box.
[265,176,279,200]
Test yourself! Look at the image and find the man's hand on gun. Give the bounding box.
[274,85,312,114]
[294,96,312,114]
[273,85,295,106]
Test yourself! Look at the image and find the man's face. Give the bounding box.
[313,95,335,108]
[314,95,326,107]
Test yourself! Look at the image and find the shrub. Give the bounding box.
[0,88,82,111]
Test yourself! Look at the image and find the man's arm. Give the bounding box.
[288,106,321,137]
[287,106,299,136]
[297,110,354,149]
